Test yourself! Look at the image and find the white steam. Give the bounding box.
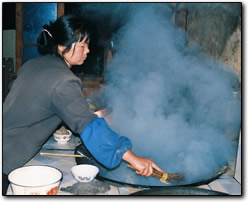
[93,4,241,184]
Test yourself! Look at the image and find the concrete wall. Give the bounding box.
[3,30,16,72]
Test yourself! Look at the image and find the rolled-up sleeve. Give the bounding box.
[80,118,132,169]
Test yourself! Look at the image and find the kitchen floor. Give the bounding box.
[6,133,241,196]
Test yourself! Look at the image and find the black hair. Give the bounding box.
[37,15,90,56]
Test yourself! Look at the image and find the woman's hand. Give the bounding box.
[94,108,112,126]
[122,150,164,177]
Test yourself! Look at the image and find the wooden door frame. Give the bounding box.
[15,3,64,72]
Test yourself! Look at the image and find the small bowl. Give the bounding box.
[71,164,99,183]
[8,165,63,195]
[53,129,72,144]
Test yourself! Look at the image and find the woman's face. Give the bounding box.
[59,35,90,68]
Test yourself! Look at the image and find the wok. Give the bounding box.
[75,143,229,188]
[131,187,228,195]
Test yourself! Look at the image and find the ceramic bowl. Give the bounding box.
[8,165,63,195]
[53,129,72,144]
[71,164,99,183]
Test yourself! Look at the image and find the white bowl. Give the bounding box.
[71,164,99,183]
[8,165,63,195]
[53,129,72,144]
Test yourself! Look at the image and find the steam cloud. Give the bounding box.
[90,3,241,184]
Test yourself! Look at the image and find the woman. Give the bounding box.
[3,15,163,194]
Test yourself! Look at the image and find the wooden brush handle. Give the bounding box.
[127,164,164,179]
[127,164,183,183]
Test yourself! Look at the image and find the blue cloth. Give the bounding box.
[80,118,132,169]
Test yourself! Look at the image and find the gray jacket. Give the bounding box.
[3,55,97,174]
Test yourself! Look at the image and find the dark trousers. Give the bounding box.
[2,173,9,195]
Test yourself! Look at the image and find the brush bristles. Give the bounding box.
[167,173,184,182]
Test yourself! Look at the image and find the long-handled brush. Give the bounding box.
[127,164,184,184]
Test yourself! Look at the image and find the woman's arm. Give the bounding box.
[94,109,164,176]
[122,149,164,177]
